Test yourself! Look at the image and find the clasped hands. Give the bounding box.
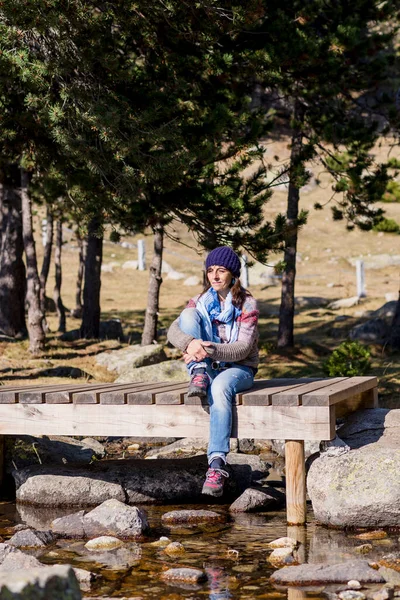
[183,339,212,364]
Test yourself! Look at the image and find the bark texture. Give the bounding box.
[73,228,85,318]
[54,219,66,332]
[389,289,400,350]
[39,206,54,315]
[277,102,304,349]
[80,216,103,339]
[21,169,46,353]
[0,169,26,338]
[141,223,164,345]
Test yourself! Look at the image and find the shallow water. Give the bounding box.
[1,499,400,600]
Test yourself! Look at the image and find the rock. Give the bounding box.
[73,567,95,592]
[0,565,81,599]
[85,536,125,551]
[355,544,373,554]
[267,537,298,550]
[226,453,271,481]
[162,510,223,525]
[161,260,174,274]
[7,528,55,548]
[371,586,395,600]
[163,542,185,556]
[145,437,207,458]
[270,561,385,585]
[268,547,296,566]
[14,456,258,507]
[150,536,171,547]
[82,500,149,539]
[122,260,138,270]
[247,261,278,287]
[75,543,141,571]
[99,320,124,341]
[270,439,320,459]
[95,343,166,373]
[355,531,387,540]
[15,467,126,507]
[339,592,366,600]
[348,255,400,270]
[347,580,362,590]
[379,567,400,586]
[167,270,185,280]
[161,568,207,584]
[52,511,86,537]
[349,318,389,343]
[101,262,120,273]
[307,421,400,527]
[0,543,43,572]
[183,276,201,286]
[229,486,285,513]
[295,297,330,309]
[115,359,188,383]
[320,436,350,457]
[328,297,361,310]
[9,434,105,471]
[370,301,397,320]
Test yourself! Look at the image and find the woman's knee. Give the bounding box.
[179,308,202,335]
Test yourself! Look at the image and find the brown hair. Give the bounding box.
[203,274,251,310]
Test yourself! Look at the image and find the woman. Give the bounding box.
[167,246,259,497]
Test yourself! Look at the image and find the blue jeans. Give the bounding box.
[179,308,255,464]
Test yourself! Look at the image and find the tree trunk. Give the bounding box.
[20,169,46,354]
[277,101,304,349]
[73,228,85,319]
[0,169,26,338]
[53,219,66,333]
[80,216,103,339]
[142,223,164,345]
[39,205,54,329]
[389,288,400,349]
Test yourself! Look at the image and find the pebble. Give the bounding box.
[150,536,170,547]
[267,547,296,566]
[355,530,387,540]
[267,537,298,549]
[339,591,366,600]
[161,567,207,584]
[355,544,373,554]
[161,509,223,525]
[85,536,124,551]
[163,542,185,556]
[347,581,362,590]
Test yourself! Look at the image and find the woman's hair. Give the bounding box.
[203,274,251,309]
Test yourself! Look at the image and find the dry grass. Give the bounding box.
[0,138,399,407]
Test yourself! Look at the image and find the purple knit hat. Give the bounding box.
[205,246,241,278]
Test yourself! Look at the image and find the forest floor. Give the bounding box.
[0,138,399,408]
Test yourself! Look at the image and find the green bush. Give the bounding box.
[382,180,400,203]
[322,341,371,377]
[372,217,400,234]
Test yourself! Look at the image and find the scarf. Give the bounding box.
[196,287,241,343]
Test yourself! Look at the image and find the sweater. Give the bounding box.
[167,293,259,370]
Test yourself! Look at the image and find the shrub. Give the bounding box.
[322,341,371,377]
[372,217,400,234]
[382,180,400,203]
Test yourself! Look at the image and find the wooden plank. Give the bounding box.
[271,378,346,406]
[72,382,152,404]
[155,384,189,405]
[99,381,178,405]
[23,383,115,405]
[128,382,188,405]
[301,376,378,406]
[239,379,318,406]
[0,383,87,404]
[0,403,333,440]
[285,440,306,525]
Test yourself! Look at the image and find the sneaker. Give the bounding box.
[187,372,209,398]
[202,467,229,497]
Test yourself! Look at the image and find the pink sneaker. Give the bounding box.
[202,468,229,497]
[187,372,209,398]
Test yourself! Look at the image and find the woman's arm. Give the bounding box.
[167,317,193,352]
[206,308,259,362]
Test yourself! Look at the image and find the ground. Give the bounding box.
[0,138,399,408]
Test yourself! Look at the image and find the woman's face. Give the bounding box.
[207,265,233,296]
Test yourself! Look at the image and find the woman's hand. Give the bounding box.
[185,339,212,362]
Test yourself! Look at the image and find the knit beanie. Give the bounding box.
[205,246,241,278]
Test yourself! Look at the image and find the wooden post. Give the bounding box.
[285,439,307,525]
[287,524,307,564]
[0,436,4,490]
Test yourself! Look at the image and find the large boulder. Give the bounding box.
[307,409,400,527]
[82,499,148,538]
[349,318,390,343]
[0,565,81,599]
[13,456,265,508]
[0,543,43,572]
[95,343,167,373]
[115,360,189,383]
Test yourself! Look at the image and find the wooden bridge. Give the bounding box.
[0,375,378,525]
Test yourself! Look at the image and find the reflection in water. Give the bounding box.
[206,566,232,600]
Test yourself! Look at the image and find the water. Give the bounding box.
[0,501,399,599]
